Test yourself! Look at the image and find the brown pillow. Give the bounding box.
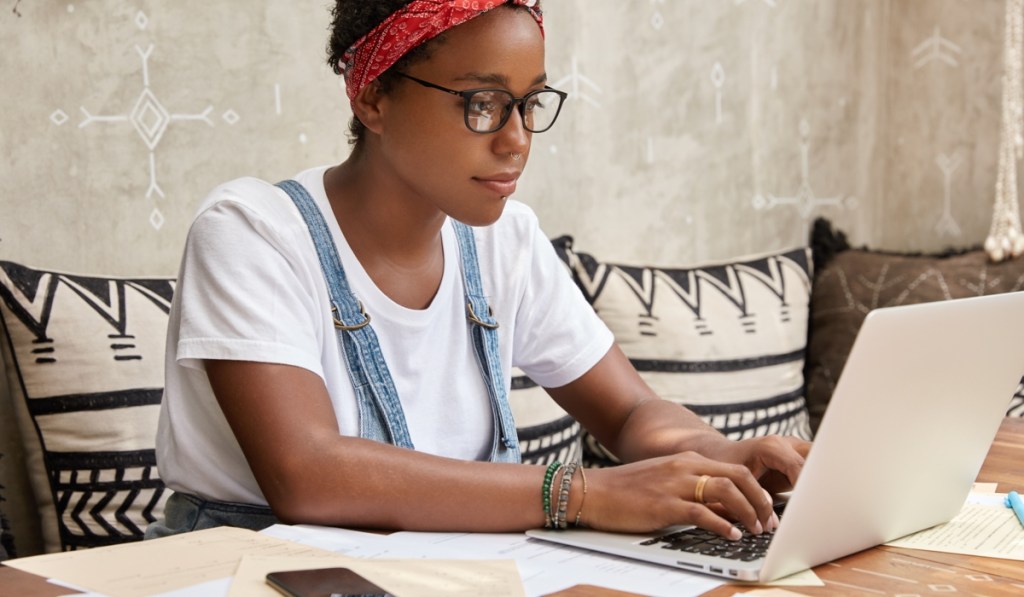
[805,247,1024,432]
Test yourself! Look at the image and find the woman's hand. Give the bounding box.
[579,451,781,540]
[707,435,811,495]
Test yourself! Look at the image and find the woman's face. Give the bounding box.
[375,7,547,226]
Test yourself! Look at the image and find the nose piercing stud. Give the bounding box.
[511,152,522,161]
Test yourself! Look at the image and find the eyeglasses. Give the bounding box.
[394,72,568,134]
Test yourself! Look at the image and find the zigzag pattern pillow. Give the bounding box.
[554,239,813,465]
[509,371,581,466]
[1010,382,1024,417]
[0,261,170,551]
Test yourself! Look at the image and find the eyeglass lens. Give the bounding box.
[466,89,562,133]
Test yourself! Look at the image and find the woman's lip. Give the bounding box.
[474,174,520,196]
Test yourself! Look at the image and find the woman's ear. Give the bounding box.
[351,79,386,135]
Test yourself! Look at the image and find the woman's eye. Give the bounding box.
[469,100,497,113]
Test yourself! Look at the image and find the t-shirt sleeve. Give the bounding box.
[175,189,327,378]
[510,216,614,388]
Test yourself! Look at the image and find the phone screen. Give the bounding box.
[266,567,395,597]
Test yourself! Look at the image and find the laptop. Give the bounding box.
[527,292,1024,582]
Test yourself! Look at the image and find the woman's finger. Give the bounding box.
[683,457,774,534]
[681,501,743,541]
[695,473,764,534]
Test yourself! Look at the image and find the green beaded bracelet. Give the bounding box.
[542,460,562,528]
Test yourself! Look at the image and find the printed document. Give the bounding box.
[885,494,1024,559]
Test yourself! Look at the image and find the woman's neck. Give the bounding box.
[323,154,448,310]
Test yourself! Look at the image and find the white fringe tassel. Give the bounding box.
[988,0,1024,262]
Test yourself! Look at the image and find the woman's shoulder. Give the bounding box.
[194,166,329,221]
[194,176,288,219]
[186,175,320,254]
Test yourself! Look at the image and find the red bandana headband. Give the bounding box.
[340,0,544,102]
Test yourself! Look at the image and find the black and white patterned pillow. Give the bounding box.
[554,239,813,465]
[0,261,170,551]
[1005,380,1024,417]
[510,371,581,466]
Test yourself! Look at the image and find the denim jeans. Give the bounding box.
[144,491,279,539]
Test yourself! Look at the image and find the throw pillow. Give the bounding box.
[510,371,582,466]
[0,261,171,551]
[1009,382,1024,417]
[805,219,1024,433]
[554,238,814,465]
[0,455,13,561]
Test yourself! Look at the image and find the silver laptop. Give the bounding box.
[527,292,1024,582]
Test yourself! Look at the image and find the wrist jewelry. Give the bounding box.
[574,466,589,527]
[542,461,562,528]
[556,461,579,529]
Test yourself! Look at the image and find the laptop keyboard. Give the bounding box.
[639,525,775,562]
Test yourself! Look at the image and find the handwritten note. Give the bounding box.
[885,502,1024,559]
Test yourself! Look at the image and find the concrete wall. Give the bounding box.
[0,0,1007,274]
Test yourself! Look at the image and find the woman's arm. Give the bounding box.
[206,355,787,538]
[548,344,809,529]
[549,345,725,462]
[206,359,543,532]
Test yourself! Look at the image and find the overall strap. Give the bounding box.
[275,180,414,449]
[452,221,521,463]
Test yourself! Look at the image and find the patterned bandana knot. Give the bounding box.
[340,0,544,102]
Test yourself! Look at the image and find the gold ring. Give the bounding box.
[694,475,712,504]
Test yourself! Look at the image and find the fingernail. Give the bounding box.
[753,520,763,535]
[728,527,743,541]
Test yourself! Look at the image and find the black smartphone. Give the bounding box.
[265,567,395,597]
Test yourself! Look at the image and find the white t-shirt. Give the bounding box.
[156,166,614,505]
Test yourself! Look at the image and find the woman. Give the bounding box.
[148,0,808,542]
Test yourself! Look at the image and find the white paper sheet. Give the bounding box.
[885,496,1024,559]
[5,527,333,597]
[260,525,720,596]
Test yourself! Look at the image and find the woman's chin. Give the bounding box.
[452,196,509,227]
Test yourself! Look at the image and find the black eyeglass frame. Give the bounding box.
[393,71,568,134]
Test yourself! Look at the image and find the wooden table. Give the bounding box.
[555,417,1024,596]
[3,418,1023,597]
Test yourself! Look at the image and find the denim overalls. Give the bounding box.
[146,180,520,538]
